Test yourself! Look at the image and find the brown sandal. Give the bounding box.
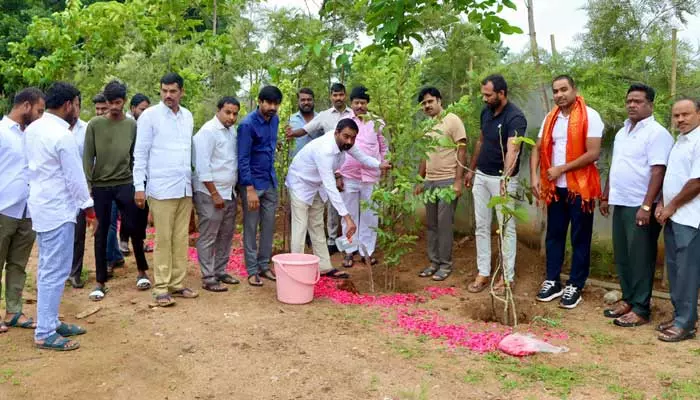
[155,294,176,307]
[467,276,489,293]
[613,311,649,328]
[604,301,631,318]
[658,326,696,342]
[656,318,675,332]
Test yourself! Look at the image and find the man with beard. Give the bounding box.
[26,82,95,350]
[134,72,197,307]
[288,88,318,157]
[193,97,241,292]
[286,118,391,279]
[84,80,151,301]
[415,87,467,282]
[238,86,283,287]
[0,87,45,334]
[337,86,388,268]
[530,75,604,309]
[286,83,353,254]
[654,98,700,342]
[465,74,527,294]
[120,93,152,255]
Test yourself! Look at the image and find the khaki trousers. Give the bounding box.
[290,191,333,273]
[148,197,192,296]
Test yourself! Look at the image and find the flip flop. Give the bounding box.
[362,256,378,266]
[247,274,263,287]
[467,278,489,293]
[322,268,350,279]
[35,333,80,351]
[88,287,108,301]
[0,322,7,334]
[342,254,354,268]
[136,277,152,290]
[171,288,199,298]
[5,313,36,329]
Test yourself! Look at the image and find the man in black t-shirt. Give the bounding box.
[465,74,527,294]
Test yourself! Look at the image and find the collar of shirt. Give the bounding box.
[157,101,184,119]
[44,111,70,130]
[623,115,655,134]
[323,131,341,155]
[211,115,227,131]
[329,106,353,116]
[1,115,21,132]
[679,125,700,142]
[291,111,317,122]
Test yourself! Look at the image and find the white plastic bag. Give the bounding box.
[498,333,569,356]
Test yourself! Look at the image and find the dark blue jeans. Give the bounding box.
[106,201,123,264]
[545,187,594,289]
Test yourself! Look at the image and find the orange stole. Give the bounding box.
[539,96,601,211]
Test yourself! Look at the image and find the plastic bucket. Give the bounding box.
[272,253,320,305]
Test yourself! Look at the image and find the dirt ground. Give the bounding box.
[1,213,700,400]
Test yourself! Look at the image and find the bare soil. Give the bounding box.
[1,214,699,400]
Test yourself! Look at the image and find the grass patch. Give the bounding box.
[690,348,700,356]
[607,384,646,400]
[388,339,424,360]
[463,369,485,384]
[396,382,430,400]
[531,313,563,328]
[485,353,586,396]
[590,331,615,346]
[662,378,700,399]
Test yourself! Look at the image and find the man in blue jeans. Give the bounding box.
[26,82,95,351]
[237,86,283,287]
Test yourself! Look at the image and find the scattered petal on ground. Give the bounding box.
[186,242,567,353]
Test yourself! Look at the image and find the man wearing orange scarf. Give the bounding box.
[530,75,604,309]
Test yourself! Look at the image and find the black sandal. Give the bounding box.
[362,256,378,266]
[202,282,229,292]
[432,269,452,281]
[247,274,263,287]
[322,268,350,279]
[217,274,240,285]
[418,265,438,278]
[342,254,354,268]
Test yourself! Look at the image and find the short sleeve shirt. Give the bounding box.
[608,116,673,207]
[478,102,527,176]
[425,112,467,181]
[663,127,700,229]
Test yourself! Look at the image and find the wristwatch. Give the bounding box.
[641,204,651,212]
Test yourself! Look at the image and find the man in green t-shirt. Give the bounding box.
[83,80,151,301]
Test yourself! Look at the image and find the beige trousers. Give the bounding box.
[290,191,333,273]
[148,197,193,296]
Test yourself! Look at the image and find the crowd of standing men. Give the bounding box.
[0,71,699,351]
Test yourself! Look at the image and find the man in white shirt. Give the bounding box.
[654,98,700,343]
[134,72,197,307]
[25,82,96,351]
[0,87,45,334]
[286,83,354,254]
[530,75,604,309]
[193,97,241,292]
[600,84,673,327]
[286,118,390,279]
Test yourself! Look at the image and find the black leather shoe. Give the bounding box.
[68,276,85,289]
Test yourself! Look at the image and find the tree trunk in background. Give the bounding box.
[663,28,678,287]
[213,0,217,35]
[550,34,557,58]
[526,0,549,256]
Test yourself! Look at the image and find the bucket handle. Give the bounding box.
[274,261,321,286]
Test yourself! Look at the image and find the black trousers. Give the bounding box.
[93,184,149,284]
[70,210,86,280]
